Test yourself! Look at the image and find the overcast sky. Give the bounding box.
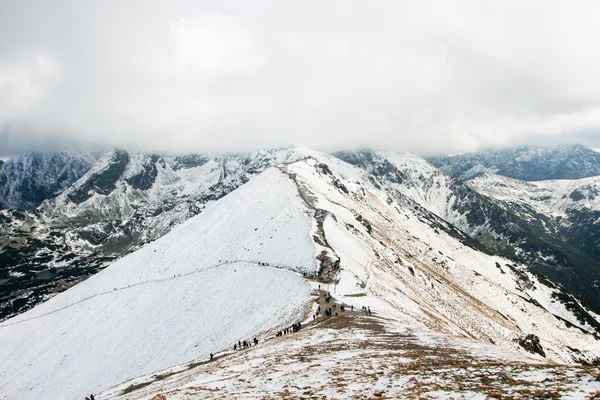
[1,0,600,157]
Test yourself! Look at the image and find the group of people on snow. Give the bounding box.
[233,337,259,351]
[84,395,95,400]
[275,322,302,337]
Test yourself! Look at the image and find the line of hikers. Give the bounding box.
[233,337,259,351]
[275,322,302,337]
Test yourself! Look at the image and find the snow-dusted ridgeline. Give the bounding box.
[469,172,600,218]
[0,169,318,400]
[0,151,98,209]
[0,147,309,322]
[427,144,600,181]
[280,152,599,361]
[1,148,600,399]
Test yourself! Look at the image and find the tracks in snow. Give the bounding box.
[0,260,307,328]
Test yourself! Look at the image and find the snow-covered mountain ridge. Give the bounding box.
[469,172,600,218]
[468,173,600,295]
[334,149,600,315]
[0,166,319,399]
[2,144,600,335]
[0,151,98,209]
[0,147,305,320]
[428,144,600,181]
[2,148,599,399]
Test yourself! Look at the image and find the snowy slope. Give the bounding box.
[279,152,600,362]
[0,147,306,322]
[98,151,600,399]
[334,149,600,315]
[2,148,600,400]
[0,168,317,400]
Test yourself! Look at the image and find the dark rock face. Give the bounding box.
[569,190,585,201]
[428,144,600,181]
[67,150,130,204]
[125,158,158,190]
[0,152,94,209]
[171,154,210,170]
[334,150,406,184]
[515,334,546,357]
[0,209,114,322]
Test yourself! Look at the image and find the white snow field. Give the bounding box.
[0,169,317,400]
[2,149,600,399]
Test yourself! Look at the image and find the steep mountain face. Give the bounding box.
[428,144,600,181]
[469,172,600,288]
[0,147,305,321]
[334,150,600,315]
[469,173,600,218]
[333,150,521,242]
[0,152,97,209]
[40,147,304,251]
[2,149,599,399]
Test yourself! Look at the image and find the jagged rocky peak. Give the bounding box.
[65,149,131,204]
[170,154,210,170]
[0,151,98,209]
[123,153,160,191]
[333,149,409,184]
[427,144,600,181]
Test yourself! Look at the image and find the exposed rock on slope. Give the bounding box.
[2,149,600,399]
[0,151,97,209]
[428,144,600,181]
[0,147,304,321]
[335,150,600,315]
[0,168,317,400]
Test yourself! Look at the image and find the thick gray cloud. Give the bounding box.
[1,0,600,156]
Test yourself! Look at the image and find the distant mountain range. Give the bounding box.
[2,146,600,399]
[0,152,98,209]
[428,144,600,181]
[1,143,600,328]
